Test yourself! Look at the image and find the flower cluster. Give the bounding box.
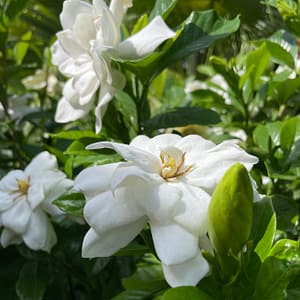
[75,133,258,287]
[0,152,73,252]
[51,0,175,132]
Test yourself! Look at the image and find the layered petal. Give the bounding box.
[150,222,198,266]
[162,251,209,287]
[25,151,57,175]
[1,200,32,234]
[87,141,160,173]
[83,190,143,234]
[22,209,57,252]
[60,0,92,30]
[82,218,146,257]
[0,228,23,247]
[109,0,133,28]
[118,16,175,59]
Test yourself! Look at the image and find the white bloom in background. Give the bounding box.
[52,0,175,132]
[75,134,258,287]
[0,151,73,252]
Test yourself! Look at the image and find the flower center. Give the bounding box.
[159,147,192,180]
[16,179,30,195]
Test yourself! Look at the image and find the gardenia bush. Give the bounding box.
[0,0,299,299]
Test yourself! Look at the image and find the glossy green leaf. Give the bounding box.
[16,260,49,300]
[53,192,85,217]
[50,130,104,140]
[14,31,32,64]
[124,10,240,81]
[250,197,276,261]
[252,239,300,300]
[245,42,270,88]
[149,0,179,20]
[253,124,270,152]
[161,286,213,300]
[280,117,298,151]
[114,90,138,139]
[143,106,220,130]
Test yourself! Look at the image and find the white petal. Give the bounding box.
[150,222,198,265]
[60,0,92,30]
[0,170,25,193]
[0,191,16,211]
[73,13,97,50]
[83,190,143,234]
[73,71,99,105]
[82,218,146,257]
[109,0,132,28]
[27,181,44,210]
[162,251,209,287]
[0,228,22,247]
[87,141,160,173]
[23,209,57,252]
[173,183,210,236]
[59,54,92,77]
[75,163,121,200]
[186,141,258,193]
[118,16,175,59]
[1,200,32,234]
[25,151,57,176]
[129,135,151,149]
[51,40,70,67]
[57,30,85,59]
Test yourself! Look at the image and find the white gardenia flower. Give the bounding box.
[0,151,73,252]
[75,134,258,287]
[52,0,175,132]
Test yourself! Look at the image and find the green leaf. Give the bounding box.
[16,260,49,300]
[115,244,152,256]
[114,90,138,139]
[14,31,32,65]
[280,117,298,151]
[252,239,300,300]
[53,192,85,217]
[245,42,270,88]
[124,10,240,81]
[150,0,179,20]
[161,286,213,300]
[5,0,30,21]
[250,197,276,261]
[253,124,270,152]
[50,130,103,140]
[113,254,168,300]
[143,106,220,130]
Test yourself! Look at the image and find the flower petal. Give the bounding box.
[83,190,143,234]
[60,0,92,30]
[186,141,258,193]
[51,40,70,67]
[75,163,121,200]
[82,218,146,257]
[0,228,22,247]
[109,0,132,28]
[1,200,32,234]
[162,251,209,287]
[87,141,160,173]
[150,222,198,265]
[22,209,57,252]
[173,183,210,236]
[25,151,57,176]
[118,16,175,59]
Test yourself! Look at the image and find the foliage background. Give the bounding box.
[0,0,299,299]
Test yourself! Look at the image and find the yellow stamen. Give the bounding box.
[16,179,30,195]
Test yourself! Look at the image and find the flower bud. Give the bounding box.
[208,163,253,280]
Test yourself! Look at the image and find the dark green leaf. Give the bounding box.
[253,124,270,153]
[161,286,213,300]
[114,90,138,139]
[280,117,298,151]
[252,239,300,300]
[53,192,85,217]
[16,260,49,300]
[143,106,220,130]
[250,197,276,261]
[149,0,179,20]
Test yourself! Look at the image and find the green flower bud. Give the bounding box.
[208,163,253,280]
